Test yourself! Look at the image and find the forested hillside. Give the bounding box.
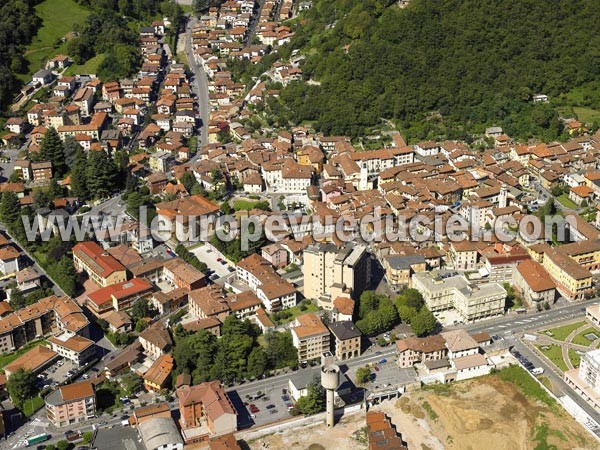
[0,0,42,110]
[277,0,600,141]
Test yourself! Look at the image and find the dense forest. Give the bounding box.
[0,0,42,110]
[70,0,182,81]
[274,0,600,141]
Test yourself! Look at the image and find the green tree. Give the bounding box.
[246,347,268,379]
[395,288,424,311]
[0,191,20,224]
[55,440,69,450]
[410,306,437,337]
[180,172,198,193]
[70,149,89,200]
[356,366,371,385]
[63,136,83,170]
[86,150,117,199]
[40,127,67,177]
[294,378,326,414]
[173,330,217,383]
[8,283,25,310]
[120,372,143,396]
[7,369,37,410]
[263,330,298,369]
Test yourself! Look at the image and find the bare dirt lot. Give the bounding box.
[248,368,600,450]
[246,412,368,450]
[380,370,600,450]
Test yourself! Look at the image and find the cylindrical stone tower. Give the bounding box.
[321,364,340,427]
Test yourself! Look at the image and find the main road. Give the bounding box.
[183,15,210,160]
[229,298,600,421]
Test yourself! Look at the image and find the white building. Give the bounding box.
[412,272,506,323]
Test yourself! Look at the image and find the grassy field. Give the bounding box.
[568,348,581,368]
[571,326,598,346]
[556,193,579,210]
[270,301,319,325]
[542,320,586,341]
[177,52,190,66]
[21,0,90,80]
[537,344,568,372]
[0,340,48,372]
[495,365,556,408]
[573,106,600,124]
[64,54,106,76]
[233,199,270,211]
[23,395,45,417]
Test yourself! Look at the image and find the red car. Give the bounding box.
[217,257,223,262]
[374,365,380,372]
[249,404,259,413]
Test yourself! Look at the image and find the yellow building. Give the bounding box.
[72,241,127,287]
[542,248,592,301]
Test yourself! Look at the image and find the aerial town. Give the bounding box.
[0,0,599,449]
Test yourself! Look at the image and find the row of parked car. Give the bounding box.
[511,350,544,375]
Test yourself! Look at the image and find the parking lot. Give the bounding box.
[189,243,235,281]
[351,359,417,390]
[228,376,297,428]
[37,357,81,390]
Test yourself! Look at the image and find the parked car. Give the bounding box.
[379,358,387,365]
[266,404,275,409]
[217,257,223,262]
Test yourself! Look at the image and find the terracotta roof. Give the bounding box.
[516,260,555,292]
[73,241,126,278]
[59,380,94,402]
[292,313,328,339]
[4,345,57,374]
[177,380,236,420]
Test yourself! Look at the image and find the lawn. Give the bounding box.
[568,348,581,368]
[556,194,579,210]
[0,340,47,372]
[270,301,319,325]
[233,199,270,211]
[542,321,586,342]
[22,395,45,417]
[571,327,598,347]
[21,0,90,79]
[537,344,568,372]
[63,54,106,76]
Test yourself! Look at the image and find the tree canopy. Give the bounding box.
[276,0,600,141]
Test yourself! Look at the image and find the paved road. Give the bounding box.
[183,15,210,160]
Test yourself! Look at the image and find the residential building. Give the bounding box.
[512,260,556,306]
[328,321,361,360]
[290,313,330,362]
[565,349,600,411]
[177,380,238,444]
[0,246,20,275]
[382,254,426,288]
[412,272,506,323]
[144,354,174,392]
[586,303,600,328]
[47,334,95,366]
[236,254,296,312]
[395,335,448,368]
[0,296,89,355]
[45,381,96,427]
[331,296,355,322]
[303,243,370,309]
[542,247,593,301]
[85,278,155,316]
[73,242,127,287]
[4,345,58,377]
[139,322,173,360]
[155,194,220,239]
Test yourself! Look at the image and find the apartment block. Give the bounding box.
[412,272,506,323]
[565,349,600,411]
[328,321,361,360]
[73,241,127,287]
[290,313,330,362]
[45,381,96,427]
[235,254,296,312]
[303,243,370,309]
